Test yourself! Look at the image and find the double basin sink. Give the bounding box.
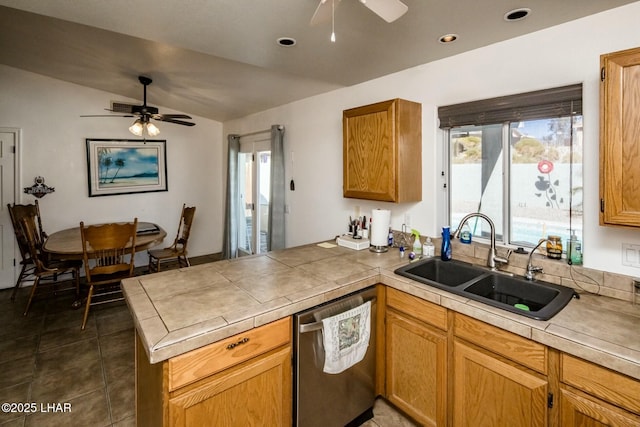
[394,258,577,320]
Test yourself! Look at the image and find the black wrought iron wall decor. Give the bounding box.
[24,176,55,198]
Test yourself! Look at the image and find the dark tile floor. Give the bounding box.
[0,255,222,427]
[0,254,411,427]
[0,284,135,427]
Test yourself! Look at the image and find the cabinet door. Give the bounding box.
[453,340,548,427]
[386,309,447,426]
[560,386,640,427]
[600,46,640,227]
[168,346,291,427]
[343,100,397,201]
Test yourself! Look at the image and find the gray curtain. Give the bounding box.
[268,125,286,251]
[222,134,240,259]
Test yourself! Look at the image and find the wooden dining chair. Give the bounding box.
[80,218,138,330]
[7,200,48,301]
[20,215,81,316]
[148,204,195,273]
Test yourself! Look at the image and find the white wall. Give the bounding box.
[224,2,640,277]
[0,66,224,267]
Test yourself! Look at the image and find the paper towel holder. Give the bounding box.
[369,208,391,253]
[369,245,388,253]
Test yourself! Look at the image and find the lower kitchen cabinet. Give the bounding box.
[168,346,291,426]
[136,317,292,427]
[385,288,448,426]
[452,314,550,427]
[453,340,548,427]
[559,354,640,426]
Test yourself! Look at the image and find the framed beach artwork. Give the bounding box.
[86,139,168,197]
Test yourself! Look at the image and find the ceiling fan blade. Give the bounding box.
[360,0,407,22]
[155,117,196,126]
[153,114,193,120]
[111,102,138,114]
[310,0,341,26]
[80,114,134,118]
[85,76,194,127]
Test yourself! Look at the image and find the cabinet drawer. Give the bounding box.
[561,354,640,414]
[168,317,291,391]
[454,314,547,374]
[386,287,448,330]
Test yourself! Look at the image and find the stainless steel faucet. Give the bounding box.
[525,239,550,280]
[452,213,511,271]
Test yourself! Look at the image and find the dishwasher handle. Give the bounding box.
[298,297,376,334]
[299,321,324,334]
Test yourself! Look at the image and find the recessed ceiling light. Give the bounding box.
[504,8,531,21]
[439,34,458,44]
[277,37,297,47]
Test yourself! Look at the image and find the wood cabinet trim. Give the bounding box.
[599,46,640,227]
[561,354,640,414]
[386,287,448,330]
[343,98,421,202]
[454,313,547,374]
[168,345,291,427]
[560,385,640,426]
[386,306,447,426]
[453,340,548,427]
[168,317,291,391]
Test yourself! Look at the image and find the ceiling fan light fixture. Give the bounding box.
[129,118,160,137]
[129,119,144,136]
[146,122,160,137]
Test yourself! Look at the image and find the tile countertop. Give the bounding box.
[122,241,640,380]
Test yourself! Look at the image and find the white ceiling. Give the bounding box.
[0,0,636,122]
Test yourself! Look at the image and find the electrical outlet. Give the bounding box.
[621,243,640,267]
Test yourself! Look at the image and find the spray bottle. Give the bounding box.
[411,229,422,257]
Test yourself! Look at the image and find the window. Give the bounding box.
[440,85,583,251]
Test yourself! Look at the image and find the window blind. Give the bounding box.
[438,84,582,129]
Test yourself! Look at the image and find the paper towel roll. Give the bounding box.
[370,209,391,247]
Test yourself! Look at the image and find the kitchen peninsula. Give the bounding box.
[123,240,640,426]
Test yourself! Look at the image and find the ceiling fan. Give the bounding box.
[81,75,195,137]
[311,0,408,26]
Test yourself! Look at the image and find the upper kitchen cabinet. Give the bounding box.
[599,46,640,227]
[343,99,422,202]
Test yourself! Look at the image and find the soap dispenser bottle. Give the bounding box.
[423,237,435,258]
[567,233,583,265]
[441,226,452,261]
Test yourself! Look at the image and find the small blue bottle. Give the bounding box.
[441,226,452,261]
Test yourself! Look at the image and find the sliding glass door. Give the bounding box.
[237,140,271,256]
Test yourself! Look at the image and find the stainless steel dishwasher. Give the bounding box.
[294,286,377,427]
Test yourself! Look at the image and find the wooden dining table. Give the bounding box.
[43,221,167,260]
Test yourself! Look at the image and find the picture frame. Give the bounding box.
[86,138,168,197]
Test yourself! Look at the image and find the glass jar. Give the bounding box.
[546,235,562,259]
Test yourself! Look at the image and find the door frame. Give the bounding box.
[1,127,22,288]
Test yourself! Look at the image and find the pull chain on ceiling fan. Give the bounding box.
[81,75,195,137]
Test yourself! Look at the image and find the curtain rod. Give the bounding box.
[237,125,283,138]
